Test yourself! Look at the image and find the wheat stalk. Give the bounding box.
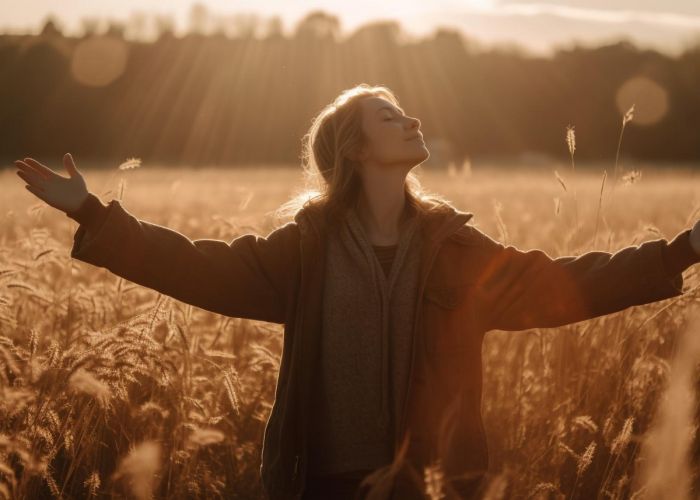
[610,104,635,212]
[593,169,607,247]
[565,125,580,234]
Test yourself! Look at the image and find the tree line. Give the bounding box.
[2,12,699,168]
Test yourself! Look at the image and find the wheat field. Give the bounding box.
[1,162,699,499]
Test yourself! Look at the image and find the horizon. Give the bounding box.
[3,0,700,57]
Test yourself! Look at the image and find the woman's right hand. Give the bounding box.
[15,153,89,214]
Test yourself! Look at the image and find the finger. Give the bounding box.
[16,168,45,187]
[23,157,58,180]
[15,159,48,180]
[25,184,46,199]
[63,153,79,177]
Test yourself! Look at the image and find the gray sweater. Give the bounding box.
[306,203,424,477]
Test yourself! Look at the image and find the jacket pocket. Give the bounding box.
[423,284,475,353]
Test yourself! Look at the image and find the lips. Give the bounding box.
[406,134,423,141]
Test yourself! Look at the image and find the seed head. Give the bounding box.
[566,125,576,156]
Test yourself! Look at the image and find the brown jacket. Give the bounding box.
[67,193,698,499]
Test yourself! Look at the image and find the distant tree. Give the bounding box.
[230,13,261,39]
[432,28,471,57]
[210,18,229,39]
[294,11,341,42]
[105,21,126,39]
[40,15,63,38]
[80,17,101,38]
[347,20,401,47]
[264,15,285,41]
[189,3,210,36]
[125,12,149,41]
[154,15,176,41]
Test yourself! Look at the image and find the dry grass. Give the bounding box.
[0,161,699,499]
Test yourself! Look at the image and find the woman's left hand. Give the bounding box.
[691,219,700,256]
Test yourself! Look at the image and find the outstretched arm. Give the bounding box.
[473,223,700,332]
[15,154,299,324]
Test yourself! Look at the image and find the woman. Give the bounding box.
[14,83,700,500]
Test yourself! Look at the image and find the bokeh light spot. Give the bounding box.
[615,76,668,126]
[70,36,128,87]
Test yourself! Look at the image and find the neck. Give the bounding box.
[354,168,410,246]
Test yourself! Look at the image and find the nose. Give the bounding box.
[406,116,420,130]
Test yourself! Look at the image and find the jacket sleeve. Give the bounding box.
[67,194,299,324]
[473,228,699,332]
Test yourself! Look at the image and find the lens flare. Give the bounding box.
[70,36,128,87]
[615,76,668,126]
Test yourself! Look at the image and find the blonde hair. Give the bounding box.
[275,83,451,230]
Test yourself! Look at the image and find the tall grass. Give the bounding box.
[0,151,698,498]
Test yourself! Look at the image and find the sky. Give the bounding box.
[3,0,700,56]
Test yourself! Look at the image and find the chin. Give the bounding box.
[413,148,430,165]
[408,158,429,170]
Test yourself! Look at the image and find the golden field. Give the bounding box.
[1,162,699,499]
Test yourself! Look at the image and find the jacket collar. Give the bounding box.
[293,200,474,249]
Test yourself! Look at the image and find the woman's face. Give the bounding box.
[355,96,429,168]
